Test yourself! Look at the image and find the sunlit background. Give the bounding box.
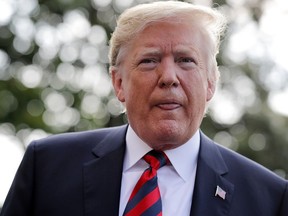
[0,0,288,207]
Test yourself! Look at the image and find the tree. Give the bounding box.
[0,0,287,181]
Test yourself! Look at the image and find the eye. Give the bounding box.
[137,58,159,70]
[177,57,196,64]
[176,57,198,70]
[139,58,157,65]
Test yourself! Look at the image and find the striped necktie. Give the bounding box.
[123,150,169,216]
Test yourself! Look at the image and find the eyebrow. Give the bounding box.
[134,43,200,60]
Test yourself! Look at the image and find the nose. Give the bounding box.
[157,60,180,88]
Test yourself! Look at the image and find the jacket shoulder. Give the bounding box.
[29,125,128,153]
[216,140,287,186]
[200,132,286,185]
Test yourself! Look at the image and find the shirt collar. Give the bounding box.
[124,125,200,182]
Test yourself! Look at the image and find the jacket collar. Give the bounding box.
[83,125,127,216]
[190,132,234,216]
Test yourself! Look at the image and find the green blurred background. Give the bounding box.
[0,0,288,208]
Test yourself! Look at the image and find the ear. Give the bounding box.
[111,66,125,102]
[206,79,216,102]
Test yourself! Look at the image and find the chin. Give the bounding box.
[154,126,184,142]
[155,120,182,134]
[141,124,189,150]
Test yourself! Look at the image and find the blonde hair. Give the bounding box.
[109,1,227,80]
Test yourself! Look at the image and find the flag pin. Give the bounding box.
[215,185,226,200]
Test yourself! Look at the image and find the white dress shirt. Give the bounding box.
[119,126,200,216]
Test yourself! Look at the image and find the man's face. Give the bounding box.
[112,21,215,150]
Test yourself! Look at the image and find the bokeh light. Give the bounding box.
[0,0,288,207]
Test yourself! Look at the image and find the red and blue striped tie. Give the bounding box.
[123,150,169,216]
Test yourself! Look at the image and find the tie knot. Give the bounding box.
[143,150,169,170]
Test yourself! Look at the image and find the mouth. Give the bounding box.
[156,102,182,110]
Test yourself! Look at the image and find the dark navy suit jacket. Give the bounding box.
[1,125,287,216]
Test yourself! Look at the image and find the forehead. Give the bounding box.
[132,21,209,53]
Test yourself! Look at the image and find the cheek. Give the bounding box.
[123,78,145,103]
[181,73,209,103]
[131,72,157,91]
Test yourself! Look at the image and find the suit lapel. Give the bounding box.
[190,132,234,216]
[83,126,127,216]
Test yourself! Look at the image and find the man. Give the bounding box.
[1,1,287,216]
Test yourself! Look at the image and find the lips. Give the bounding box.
[154,97,183,110]
[157,102,181,110]
[152,94,184,111]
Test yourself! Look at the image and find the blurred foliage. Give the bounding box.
[0,0,287,179]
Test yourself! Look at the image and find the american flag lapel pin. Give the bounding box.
[215,185,226,200]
